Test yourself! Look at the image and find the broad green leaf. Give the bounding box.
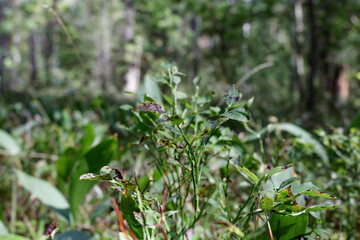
[309,211,321,222]
[120,192,143,239]
[15,170,70,220]
[78,124,96,155]
[345,112,360,133]
[162,123,181,135]
[55,147,79,183]
[235,165,259,184]
[260,195,274,212]
[314,229,329,238]
[279,177,300,189]
[137,76,162,103]
[292,182,319,196]
[224,86,240,107]
[221,107,251,122]
[304,190,336,199]
[69,138,117,221]
[53,230,93,240]
[266,213,308,240]
[0,129,21,155]
[306,203,340,212]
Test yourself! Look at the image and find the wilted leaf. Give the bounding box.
[138,101,166,114]
[43,222,59,238]
[198,183,216,198]
[79,173,112,181]
[216,218,244,237]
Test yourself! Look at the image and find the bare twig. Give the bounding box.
[111,197,132,240]
[236,61,274,88]
[160,168,169,240]
[0,149,59,161]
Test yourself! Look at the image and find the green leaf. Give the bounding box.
[303,190,336,199]
[279,177,300,190]
[69,138,117,221]
[260,195,274,212]
[314,229,329,238]
[292,182,319,196]
[268,165,292,177]
[137,76,162,103]
[15,170,70,219]
[53,230,93,240]
[0,129,21,155]
[120,192,144,239]
[306,203,340,212]
[235,165,259,184]
[267,213,308,240]
[221,107,251,122]
[224,86,240,107]
[55,147,79,183]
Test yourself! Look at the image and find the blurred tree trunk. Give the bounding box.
[44,0,59,86]
[99,0,112,91]
[305,0,317,111]
[10,0,20,90]
[0,0,10,95]
[122,0,141,94]
[189,16,201,82]
[292,0,305,106]
[29,32,38,86]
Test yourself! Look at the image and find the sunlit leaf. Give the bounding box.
[306,203,340,212]
[0,129,21,155]
[236,165,259,184]
[304,190,336,199]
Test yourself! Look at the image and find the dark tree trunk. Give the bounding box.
[189,16,201,82]
[29,32,38,85]
[305,0,317,111]
[44,0,59,85]
[292,0,306,108]
[0,0,10,95]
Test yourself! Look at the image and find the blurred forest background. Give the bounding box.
[1,0,359,126]
[1,0,360,239]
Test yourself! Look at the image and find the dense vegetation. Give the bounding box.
[0,0,360,239]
